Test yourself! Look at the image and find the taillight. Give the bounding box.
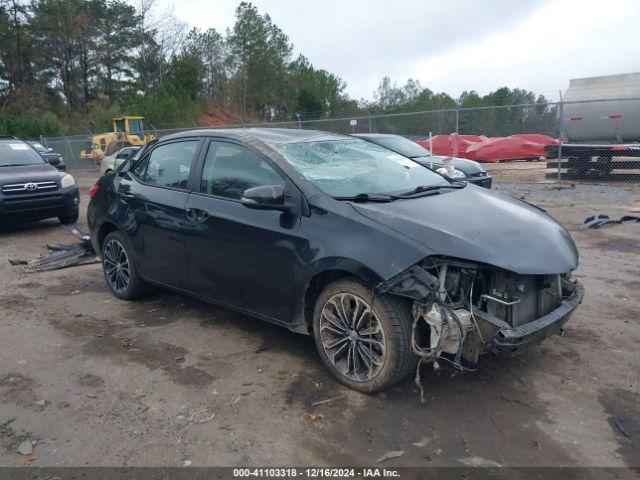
[89,184,99,199]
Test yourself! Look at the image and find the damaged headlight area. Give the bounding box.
[379,256,584,398]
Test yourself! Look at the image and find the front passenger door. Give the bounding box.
[184,140,302,322]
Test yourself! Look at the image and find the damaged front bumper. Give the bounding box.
[379,263,585,364]
[476,280,584,355]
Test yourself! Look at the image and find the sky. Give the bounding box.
[152,0,640,101]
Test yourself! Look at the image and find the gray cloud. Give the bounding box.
[157,0,640,100]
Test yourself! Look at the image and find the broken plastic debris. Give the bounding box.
[376,450,405,463]
[412,437,430,447]
[188,408,215,423]
[17,441,33,456]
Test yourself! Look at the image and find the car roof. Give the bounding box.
[160,127,350,145]
[352,133,400,139]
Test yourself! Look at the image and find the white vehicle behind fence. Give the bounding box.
[100,146,140,175]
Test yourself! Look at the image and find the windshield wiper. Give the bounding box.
[395,183,466,197]
[334,193,397,203]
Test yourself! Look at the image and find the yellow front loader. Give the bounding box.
[80,116,156,162]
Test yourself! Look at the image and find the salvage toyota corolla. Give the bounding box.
[87,128,583,393]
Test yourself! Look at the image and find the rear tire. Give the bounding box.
[312,277,415,393]
[101,230,147,300]
[58,211,79,225]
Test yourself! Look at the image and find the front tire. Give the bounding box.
[312,277,415,393]
[101,231,147,300]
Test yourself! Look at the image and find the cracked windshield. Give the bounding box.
[277,139,450,197]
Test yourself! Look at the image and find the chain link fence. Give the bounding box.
[42,98,640,184]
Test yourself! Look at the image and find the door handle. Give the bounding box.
[119,193,135,204]
[186,208,210,223]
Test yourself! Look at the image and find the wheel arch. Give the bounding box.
[300,261,385,335]
[96,220,119,253]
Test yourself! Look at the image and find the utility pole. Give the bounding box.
[557,90,563,183]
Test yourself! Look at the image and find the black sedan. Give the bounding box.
[354,133,492,188]
[27,141,66,171]
[87,128,582,393]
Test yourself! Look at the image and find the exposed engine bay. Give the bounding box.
[379,256,583,399]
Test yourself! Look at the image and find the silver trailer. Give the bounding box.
[563,72,640,143]
[545,73,640,179]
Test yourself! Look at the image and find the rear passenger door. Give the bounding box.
[184,139,301,322]
[117,138,201,289]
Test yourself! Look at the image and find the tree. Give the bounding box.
[373,76,405,111]
[95,0,140,102]
[0,0,557,140]
[287,55,346,119]
[182,28,227,104]
[227,2,292,119]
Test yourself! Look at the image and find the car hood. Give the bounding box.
[0,164,61,185]
[350,185,579,275]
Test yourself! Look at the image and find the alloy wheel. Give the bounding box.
[103,239,130,293]
[319,293,386,382]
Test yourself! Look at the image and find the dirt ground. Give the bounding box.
[0,170,638,468]
[484,159,640,183]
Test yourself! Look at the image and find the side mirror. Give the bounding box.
[241,185,289,211]
[47,148,54,153]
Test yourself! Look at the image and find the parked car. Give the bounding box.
[27,141,66,171]
[88,128,582,393]
[0,137,79,225]
[100,146,140,175]
[354,133,492,188]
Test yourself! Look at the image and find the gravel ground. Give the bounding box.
[0,170,638,468]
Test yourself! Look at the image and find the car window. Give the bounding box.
[116,148,131,159]
[200,141,284,200]
[117,147,139,160]
[132,140,198,189]
[364,135,430,158]
[0,142,46,166]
